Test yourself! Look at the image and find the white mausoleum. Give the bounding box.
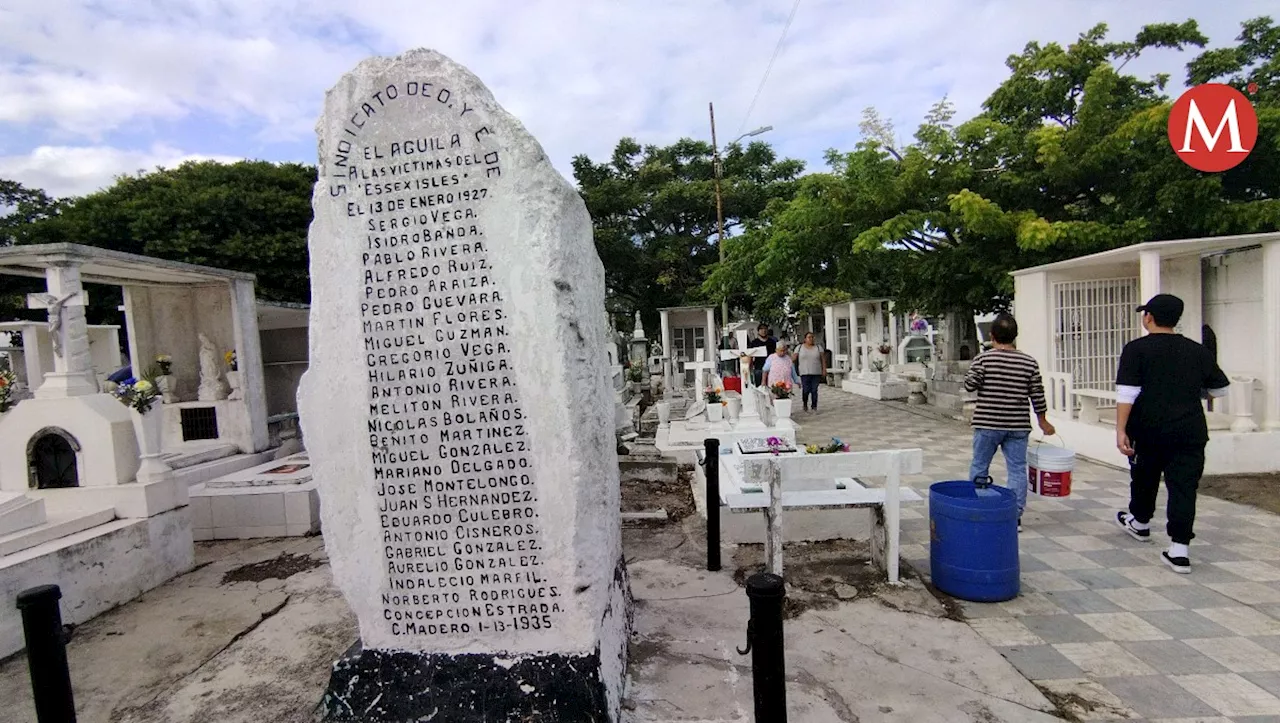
[1011,232,1280,474]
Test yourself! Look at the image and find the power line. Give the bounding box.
[738,0,802,136]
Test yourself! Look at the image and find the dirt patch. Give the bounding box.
[1200,472,1280,516]
[923,582,968,623]
[621,469,696,522]
[1034,685,1100,722]
[222,553,324,585]
[730,539,898,618]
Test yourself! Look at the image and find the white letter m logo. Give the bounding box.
[1179,99,1248,153]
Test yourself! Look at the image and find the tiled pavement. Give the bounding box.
[795,387,1280,723]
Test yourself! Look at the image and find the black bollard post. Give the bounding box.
[704,438,721,571]
[743,572,786,722]
[16,585,76,723]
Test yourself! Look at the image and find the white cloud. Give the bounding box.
[0,144,240,197]
[0,0,1274,192]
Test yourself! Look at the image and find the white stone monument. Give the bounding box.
[299,49,630,721]
[196,332,229,401]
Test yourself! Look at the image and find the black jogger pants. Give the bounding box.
[1128,437,1206,545]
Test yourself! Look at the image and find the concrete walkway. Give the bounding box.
[797,386,1280,722]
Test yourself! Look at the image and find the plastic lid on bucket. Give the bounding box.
[1030,445,1074,471]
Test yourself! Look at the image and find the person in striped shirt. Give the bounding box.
[964,313,1055,530]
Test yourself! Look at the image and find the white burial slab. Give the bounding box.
[204,455,312,488]
[299,49,628,721]
[0,492,47,537]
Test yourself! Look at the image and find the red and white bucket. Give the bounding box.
[1028,439,1074,497]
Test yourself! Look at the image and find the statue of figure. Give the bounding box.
[31,292,78,358]
[197,333,228,401]
[632,310,645,340]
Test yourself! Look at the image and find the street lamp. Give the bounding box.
[732,126,774,145]
[709,102,772,341]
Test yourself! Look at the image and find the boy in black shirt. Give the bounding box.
[1114,294,1230,573]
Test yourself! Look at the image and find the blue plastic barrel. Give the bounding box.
[929,479,1020,602]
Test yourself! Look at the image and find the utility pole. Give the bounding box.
[710,102,728,338]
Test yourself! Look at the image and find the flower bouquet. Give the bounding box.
[0,368,16,413]
[155,354,173,375]
[804,437,851,455]
[910,316,929,335]
[705,386,726,422]
[224,349,238,371]
[770,381,793,420]
[112,377,159,414]
[878,343,892,355]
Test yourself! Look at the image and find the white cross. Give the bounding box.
[720,329,766,387]
[28,291,89,359]
[685,348,719,398]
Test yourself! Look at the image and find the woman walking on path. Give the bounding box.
[796,332,824,412]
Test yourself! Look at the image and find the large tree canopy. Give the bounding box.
[572,137,803,329]
[6,160,317,308]
[714,16,1279,316]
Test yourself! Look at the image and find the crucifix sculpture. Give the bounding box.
[28,292,84,359]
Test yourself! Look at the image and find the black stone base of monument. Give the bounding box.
[322,642,612,722]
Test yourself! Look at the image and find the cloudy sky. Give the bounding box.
[0,0,1272,197]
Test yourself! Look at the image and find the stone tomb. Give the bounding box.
[188,453,320,540]
[299,49,630,721]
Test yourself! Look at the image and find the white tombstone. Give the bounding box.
[299,49,629,721]
[687,348,718,397]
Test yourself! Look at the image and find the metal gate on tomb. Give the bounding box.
[26,427,80,489]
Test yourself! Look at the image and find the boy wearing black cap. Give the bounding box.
[1114,293,1230,573]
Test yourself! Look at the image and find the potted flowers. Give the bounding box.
[705,386,726,423]
[770,380,794,420]
[111,376,165,456]
[154,354,177,403]
[0,367,16,415]
[224,349,242,400]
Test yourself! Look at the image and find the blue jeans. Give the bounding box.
[801,375,821,410]
[969,429,1030,515]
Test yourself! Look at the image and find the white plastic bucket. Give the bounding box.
[1028,441,1074,497]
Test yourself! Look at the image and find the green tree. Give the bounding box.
[1,179,63,246]
[12,161,318,304]
[725,17,1279,318]
[572,137,803,329]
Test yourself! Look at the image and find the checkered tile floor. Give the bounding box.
[796,387,1280,722]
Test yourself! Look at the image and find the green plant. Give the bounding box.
[705,387,723,404]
